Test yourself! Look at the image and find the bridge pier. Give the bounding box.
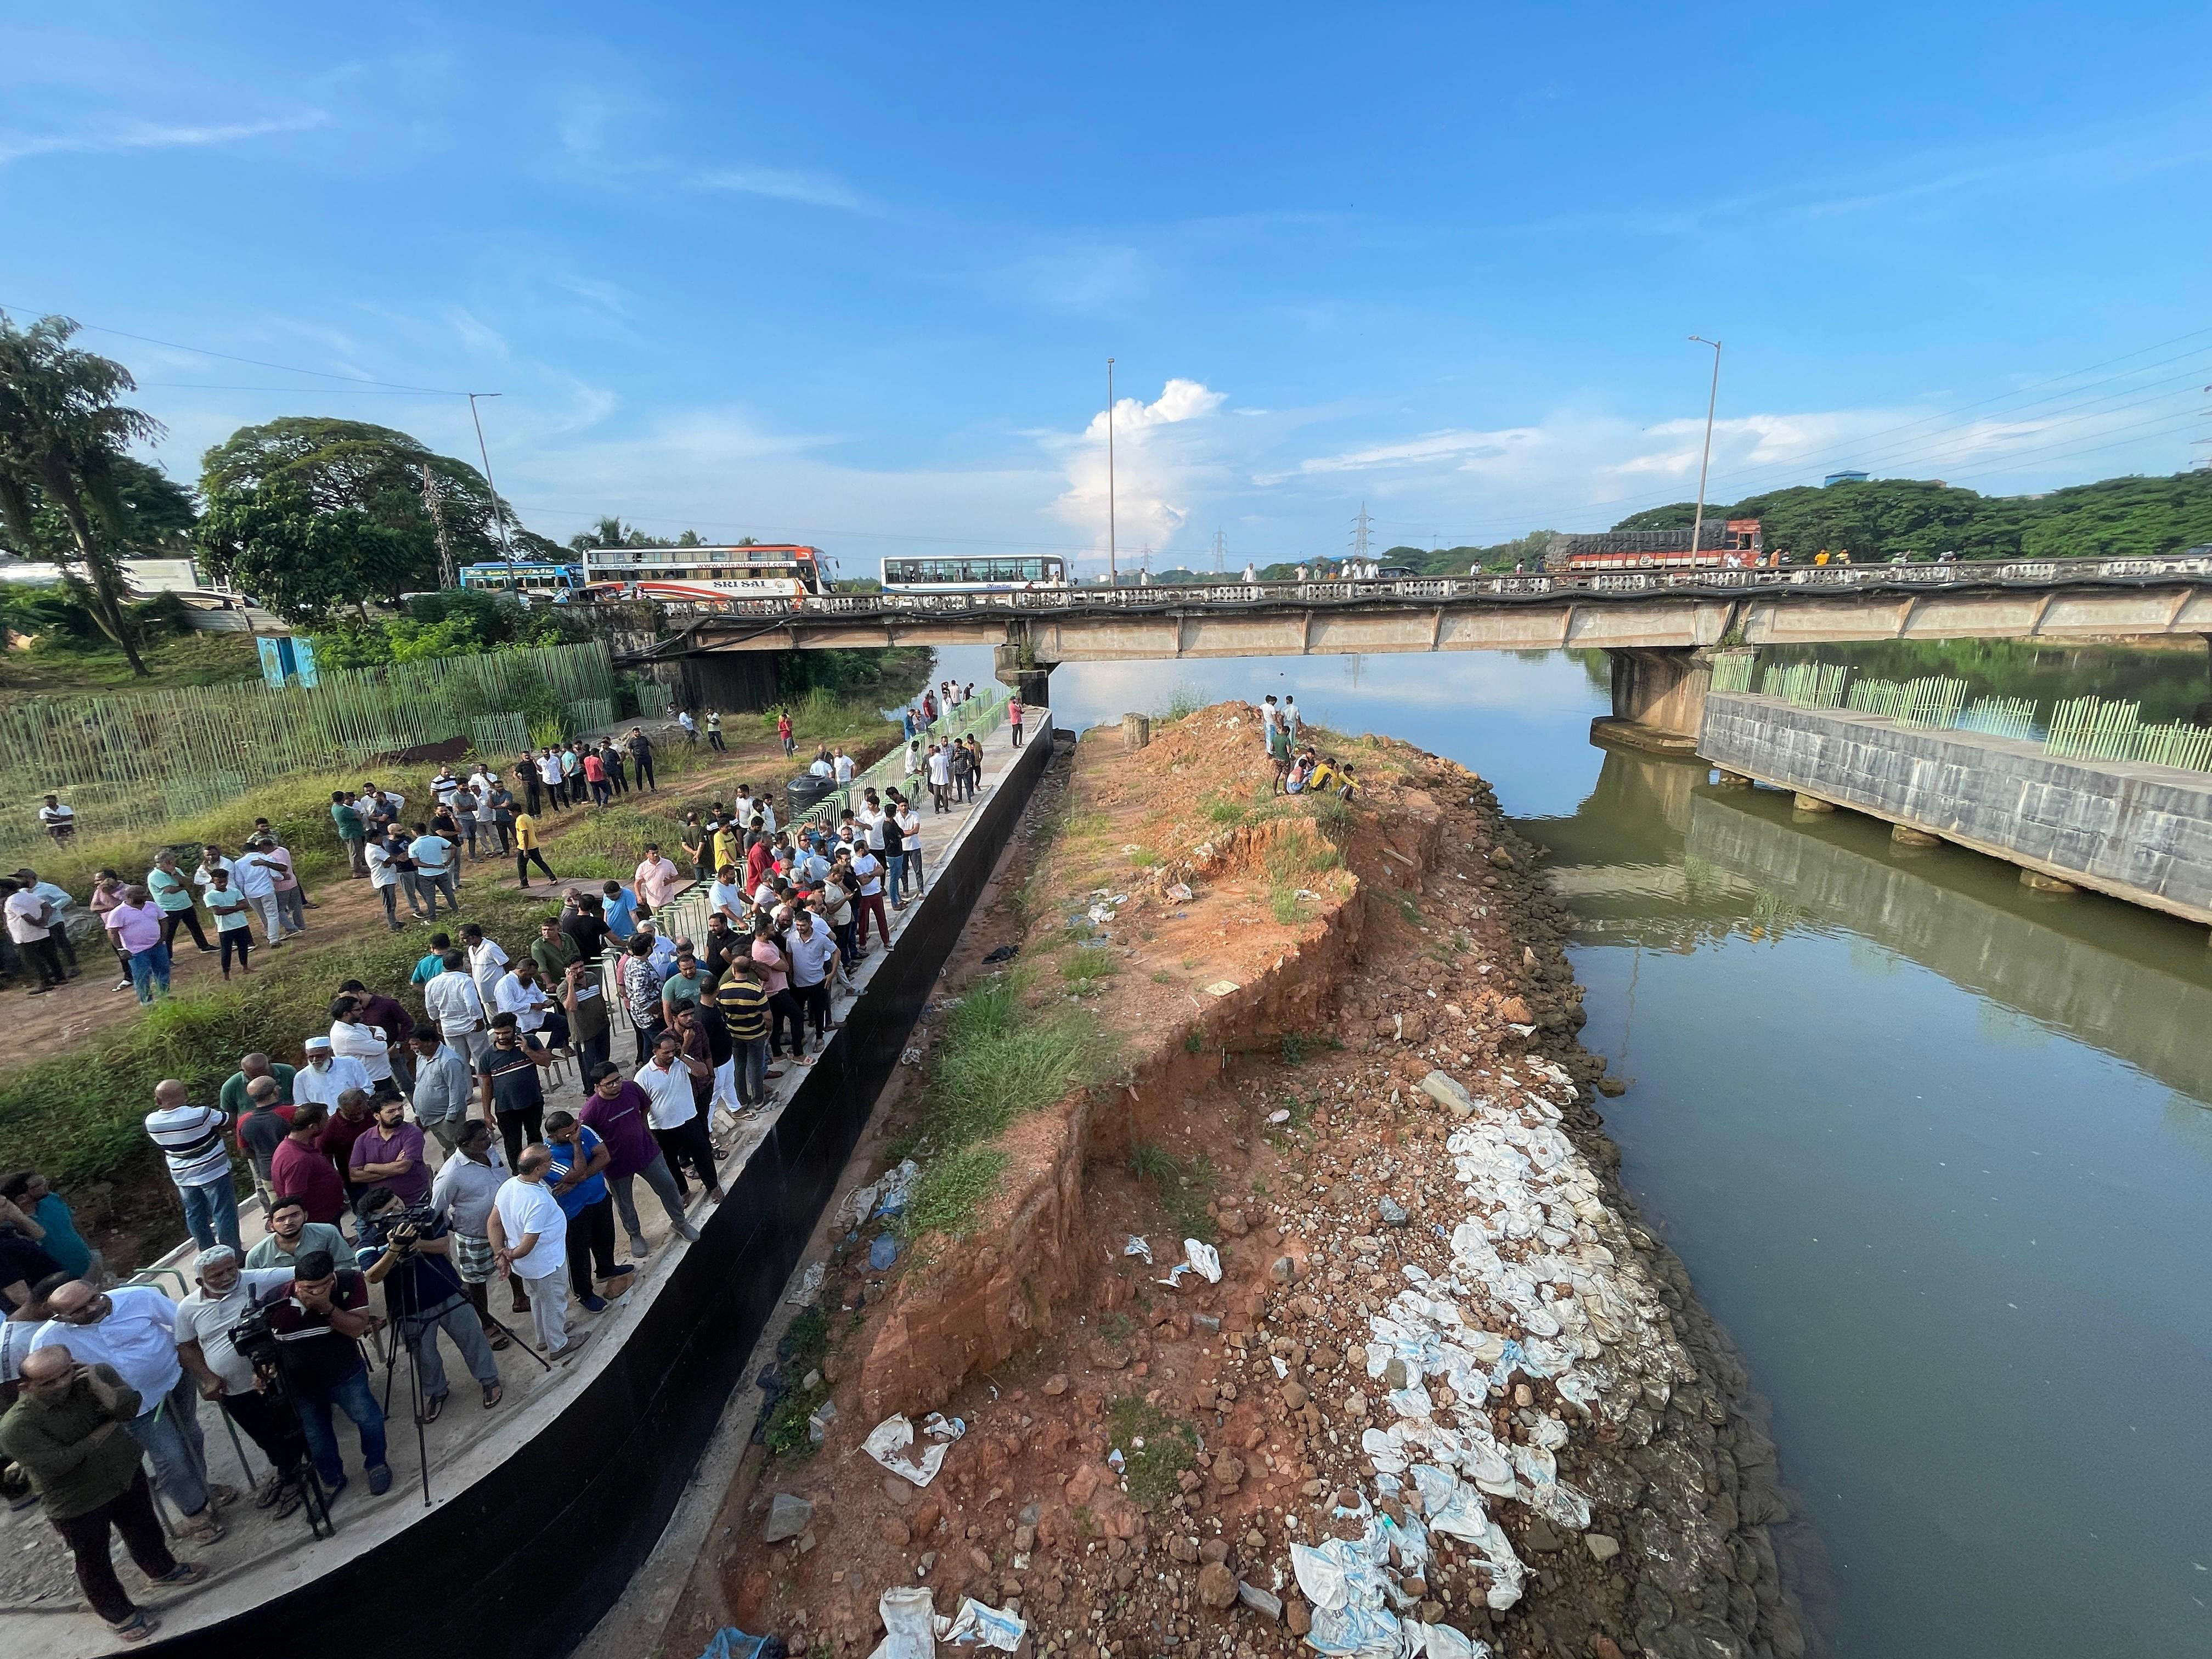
[1593,646,1724,755]
[992,641,1056,709]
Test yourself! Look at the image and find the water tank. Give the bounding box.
[785,772,838,812]
[1823,470,1870,488]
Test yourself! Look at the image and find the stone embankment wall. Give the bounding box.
[1701,691,2212,924]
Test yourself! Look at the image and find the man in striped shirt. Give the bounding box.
[712,957,775,1110]
[143,1079,240,1253]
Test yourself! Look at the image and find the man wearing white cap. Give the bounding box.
[292,1036,371,1111]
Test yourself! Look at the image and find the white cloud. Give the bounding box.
[692,164,872,212]
[1047,378,1230,558]
[0,110,327,167]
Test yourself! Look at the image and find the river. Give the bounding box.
[922,640,2212,1657]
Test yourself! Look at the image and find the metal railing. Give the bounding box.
[640,552,2212,633]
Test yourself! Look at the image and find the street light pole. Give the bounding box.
[466,392,514,560]
[1687,337,1722,564]
[1106,358,1118,585]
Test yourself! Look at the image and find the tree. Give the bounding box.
[566,515,679,552]
[196,417,511,617]
[0,314,165,673]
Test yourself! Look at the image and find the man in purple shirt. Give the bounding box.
[575,1062,699,1259]
[347,1097,428,1206]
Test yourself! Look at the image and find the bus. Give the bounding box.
[578,545,827,606]
[1543,518,1765,573]
[880,555,1069,592]
[459,559,585,599]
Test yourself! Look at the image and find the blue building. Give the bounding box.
[1822,470,1870,487]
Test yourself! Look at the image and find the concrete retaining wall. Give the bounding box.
[1699,691,2212,926]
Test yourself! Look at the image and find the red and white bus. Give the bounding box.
[1545,518,1766,573]
[579,544,827,605]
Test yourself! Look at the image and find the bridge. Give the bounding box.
[617,554,2212,738]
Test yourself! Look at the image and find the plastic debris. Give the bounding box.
[1165,882,1193,901]
[870,1588,936,1659]
[922,1412,965,1441]
[785,1261,825,1306]
[701,1630,792,1659]
[1124,1235,1154,1263]
[1237,1581,1284,1619]
[869,1233,900,1271]
[981,943,1019,963]
[865,1414,960,1487]
[1182,1239,1223,1283]
[940,1596,1028,1651]
[1107,1447,1126,1472]
[1268,1109,1291,1125]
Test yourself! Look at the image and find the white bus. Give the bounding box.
[880,555,1069,592]
[580,545,827,605]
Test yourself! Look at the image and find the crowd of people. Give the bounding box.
[0,699,1030,1642]
[1260,693,1358,799]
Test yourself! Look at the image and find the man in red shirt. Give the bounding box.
[269,1104,346,1224]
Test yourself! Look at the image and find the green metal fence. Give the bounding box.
[2,639,617,866]
[1729,652,2212,777]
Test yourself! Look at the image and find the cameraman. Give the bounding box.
[174,1246,309,1514]
[354,1187,504,1415]
[255,1249,390,1500]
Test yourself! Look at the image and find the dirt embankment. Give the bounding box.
[685,706,1812,1659]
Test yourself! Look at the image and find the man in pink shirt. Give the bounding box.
[633,845,682,915]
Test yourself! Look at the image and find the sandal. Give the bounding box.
[179,1514,224,1546]
[484,1327,511,1352]
[482,1383,504,1409]
[421,1393,446,1425]
[110,1613,160,1643]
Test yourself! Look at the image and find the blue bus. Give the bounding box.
[459,560,585,600]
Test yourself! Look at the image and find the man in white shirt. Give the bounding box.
[431,766,462,809]
[230,838,288,947]
[895,801,926,897]
[410,827,458,916]
[537,749,567,810]
[423,951,490,1070]
[808,752,834,778]
[494,958,569,1051]
[926,743,952,813]
[461,924,510,1008]
[363,828,408,932]
[489,1147,585,1358]
[634,1031,723,1205]
[293,1035,372,1110]
[173,1246,302,1499]
[708,865,748,930]
[328,998,397,1097]
[37,794,76,840]
[2,875,67,991]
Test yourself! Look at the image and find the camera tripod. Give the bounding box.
[373,1237,548,1508]
[228,1356,338,1542]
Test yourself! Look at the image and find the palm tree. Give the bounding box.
[0,314,163,674]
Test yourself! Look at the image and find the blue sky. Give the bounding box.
[4,4,2210,574]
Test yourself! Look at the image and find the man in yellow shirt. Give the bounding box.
[512,812,556,888]
[712,820,742,874]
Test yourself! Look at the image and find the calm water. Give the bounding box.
[928,641,2212,1657]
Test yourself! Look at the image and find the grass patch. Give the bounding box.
[1150,970,1175,985]
[1152,684,1207,724]
[1384,889,1421,924]
[0,874,557,1189]
[1268,884,1305,924]
[1128,1141,1218,1244]
[897,1146,1011,1242]
[1058,949,1120,985]
[1106,1395,1198,1505]
[1128,848,1159,868]
[892,970,1116,1239]
[1201,792,1248,826]
[762,1305,833,1460]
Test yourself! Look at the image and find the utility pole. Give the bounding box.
[420,463,458,590]
[1350,500,1373,562]
[466,391,514,560]
[1687,338,1722,562]
[1212,528,1226,573]
[1105,359,1118,584]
